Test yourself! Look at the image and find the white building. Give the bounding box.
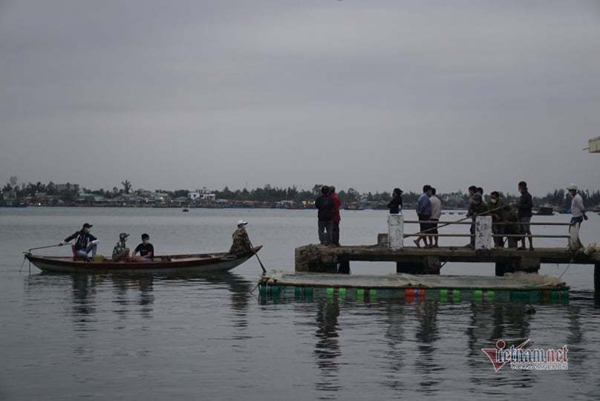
[588,136,600,153]
[188,187,216,201]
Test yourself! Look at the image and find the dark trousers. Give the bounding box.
[318,221,333,245]
[332,221,340,245]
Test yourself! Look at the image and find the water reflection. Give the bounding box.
[25,272,253,332]
[313,298,341,397]
[413,301,440,395]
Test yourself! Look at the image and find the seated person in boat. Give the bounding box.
[59,223,99,261]
[131,233,154,262]
[230,220,253,255]
[112,233,130,262]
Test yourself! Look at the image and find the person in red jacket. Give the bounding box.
[330,186,342,246]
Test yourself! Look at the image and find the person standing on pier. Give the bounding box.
[414,185,433,248]
[516,181,534,251]
[429,188,442,248]
[387,188,403,214]
[567,184,588,227]
[466,193,488,248]
[488,191,506,248]
[315,186,335,245]
[330,186,342,246]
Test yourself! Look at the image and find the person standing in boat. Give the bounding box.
[132,233,154,262]
[59,223,99,261]
[112,233,130,262]
[387,188,403,214]
[230,220,253,255]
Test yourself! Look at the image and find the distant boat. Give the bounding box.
[535,206,555,216]
[25,247,262,274]
[182,208,189,212]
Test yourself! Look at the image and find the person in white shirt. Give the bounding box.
[567,184,588,227]
[429,187,443,248]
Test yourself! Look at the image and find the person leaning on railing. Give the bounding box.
[487,191,506,248]
[466,193,488,248]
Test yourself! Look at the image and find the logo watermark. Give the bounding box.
[482,339,569,372]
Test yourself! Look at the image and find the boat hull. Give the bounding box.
[25,247,261,274]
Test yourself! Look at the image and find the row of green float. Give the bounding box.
[258,284,570,304]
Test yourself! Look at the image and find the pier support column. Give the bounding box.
[424,256,441,274]
[295,245,337,273]
[395,257,440,275]
[495,261,512,276]
[516,257,541,273]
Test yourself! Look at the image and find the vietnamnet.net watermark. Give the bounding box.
[482,339,569,372]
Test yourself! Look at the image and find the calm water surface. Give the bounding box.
[1,208,600,400]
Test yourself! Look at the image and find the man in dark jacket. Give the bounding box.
[488,191,506,248]
[330,186,342,246]
[315,186,334,245]
[60,223,98,261]
[516,181,534,250]
[387,188,403,215]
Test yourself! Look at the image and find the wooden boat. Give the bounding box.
[535,206,555,216]
[25,246,262,274]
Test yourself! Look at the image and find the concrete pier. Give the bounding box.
[295,244,600,281]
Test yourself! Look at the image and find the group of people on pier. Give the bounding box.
[315,181,589,249]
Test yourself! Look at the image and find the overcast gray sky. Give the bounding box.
[1,0,600,195]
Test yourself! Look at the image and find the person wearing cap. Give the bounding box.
[112,233,130,262]
[567,184,588,227]
[230,220,253,255]
[466,193,488,248]
[59,223,99,261]
[516,181,534,251]
[387,188,403,215]
[132,233,154,262]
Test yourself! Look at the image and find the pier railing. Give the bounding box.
[386,214,577,250]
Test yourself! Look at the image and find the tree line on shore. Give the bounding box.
[2,176,600,209]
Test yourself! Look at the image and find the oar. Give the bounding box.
[404,204,509,238]
[26,243,64,253]
[247,237,266,274]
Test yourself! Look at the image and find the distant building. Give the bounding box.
[188,187,216,201]
[588,136,600,153]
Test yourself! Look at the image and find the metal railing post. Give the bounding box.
[475,216,492,250]
[388,214,404,250]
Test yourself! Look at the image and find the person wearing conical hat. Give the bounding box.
[112,233,130,262]
[230,220,253,255]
